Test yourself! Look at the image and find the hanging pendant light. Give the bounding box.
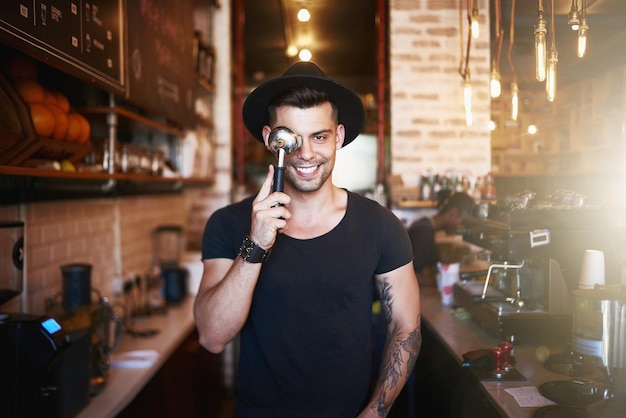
[511,82,519,121]
[464,71,473,126]
[490,64,502,98]
[507,0,519,120]
[458,0,473,126]
[464,71,472,114]
[490,0,503,98]
[577,0,589,58]
[297,7,310,22]
[298,48,312,61]
[568,0,580,30]
[546,0,558,102]
[470,0,479,39]
[534,0,547,82]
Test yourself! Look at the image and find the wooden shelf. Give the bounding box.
[394,200,437,209]
[80,106,185,137]
[0,165,212,184]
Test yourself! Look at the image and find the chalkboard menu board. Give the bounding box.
[0,0,124,92]
[125,0,196,128]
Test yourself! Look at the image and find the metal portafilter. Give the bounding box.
[267,126,302,194]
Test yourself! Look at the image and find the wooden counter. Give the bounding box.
[419,286,582,418]
[77,297,196,418]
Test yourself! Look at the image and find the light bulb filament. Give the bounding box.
[534,13,547,82]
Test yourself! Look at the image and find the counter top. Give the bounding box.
[420,286,586,418]
[77,297,196,418]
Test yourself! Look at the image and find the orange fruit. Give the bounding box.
[75,113,91,143]
[29,102,55,137]
[43,89,58,107]
[6,56,38,81]
[52,91,71,113]
[14,79,45,103]
[66,113,82,142]
[48,104,69,140]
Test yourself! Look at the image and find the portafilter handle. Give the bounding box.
[481,260,525,300]
[268,127,302,193]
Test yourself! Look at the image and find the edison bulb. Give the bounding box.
[298,48,312,62]
[297,8,310,22]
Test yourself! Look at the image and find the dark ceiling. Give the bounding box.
[242,0,626,102]
[242,0,377,96]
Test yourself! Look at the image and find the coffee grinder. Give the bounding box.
[0,221,90,418]
[45,263,122,396]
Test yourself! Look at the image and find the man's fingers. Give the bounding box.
[255,165,275,202]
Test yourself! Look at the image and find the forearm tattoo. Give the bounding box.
[372,281,422,417]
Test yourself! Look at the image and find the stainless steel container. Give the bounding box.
[571,285,626,372]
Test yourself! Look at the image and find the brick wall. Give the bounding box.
[390,0,491,187]
[23,196,184,312]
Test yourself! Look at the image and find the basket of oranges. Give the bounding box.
[0,55,92,167]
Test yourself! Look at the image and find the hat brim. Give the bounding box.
[242,65,365,147]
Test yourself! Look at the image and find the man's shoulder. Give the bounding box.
[347,190,391,215]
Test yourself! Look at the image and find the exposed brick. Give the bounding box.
[392,0,422,11]
[427,0,456,10]
[427,27,457,37]
[390,1,491,185]
[411,14,440,23]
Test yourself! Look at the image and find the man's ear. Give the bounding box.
[335,124,346,150]
[262,126,272,148]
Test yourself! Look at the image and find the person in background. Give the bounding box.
[407,191,476,287]
[194,61,421,418]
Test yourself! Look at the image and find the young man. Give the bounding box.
[408,192,476,287]
[194,62,421,418]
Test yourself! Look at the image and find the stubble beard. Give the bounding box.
[285,158,334,193]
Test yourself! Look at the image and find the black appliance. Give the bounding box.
[0,313,90,418]
[0,220,90,418]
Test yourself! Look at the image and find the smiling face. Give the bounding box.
[263,102,345,194]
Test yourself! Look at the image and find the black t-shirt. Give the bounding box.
[201,191,413,417]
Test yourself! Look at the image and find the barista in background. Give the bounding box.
[408,191,476,286]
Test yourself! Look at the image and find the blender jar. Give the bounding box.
[152,225,184,269]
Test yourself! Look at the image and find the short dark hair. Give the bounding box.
[268,86,339,125]
[438,192,475,217]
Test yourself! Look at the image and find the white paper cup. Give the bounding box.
[578,249,605,289]
[437,262,459,306]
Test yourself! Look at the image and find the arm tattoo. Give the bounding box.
[372,281,422,417]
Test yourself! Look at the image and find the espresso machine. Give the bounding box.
[0,221,90,418]
[455,197,616,345]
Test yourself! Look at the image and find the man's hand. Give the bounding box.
[250,165,291,249]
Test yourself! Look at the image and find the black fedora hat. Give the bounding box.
[242,61,365,147]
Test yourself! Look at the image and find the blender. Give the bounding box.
[0,221,90,418]
[152,225,188,304]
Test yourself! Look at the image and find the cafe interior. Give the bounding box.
[1,0,626,417]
